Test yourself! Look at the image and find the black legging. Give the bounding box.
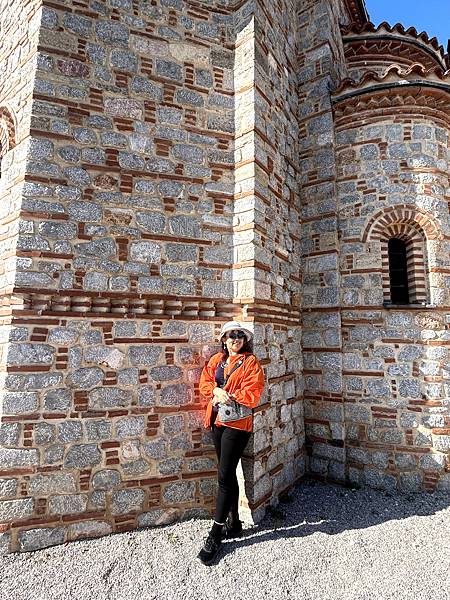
[212,424,251,523]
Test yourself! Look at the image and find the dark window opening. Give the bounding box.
[388,238,410,304]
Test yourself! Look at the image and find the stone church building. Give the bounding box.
[0,0,449,553]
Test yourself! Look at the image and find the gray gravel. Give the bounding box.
[2,479,450,600]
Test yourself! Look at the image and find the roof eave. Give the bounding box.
[344,0,369,26]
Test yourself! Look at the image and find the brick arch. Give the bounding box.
[0,120,9,158]
[362,205,443,243]
[361,206,442,304]
[0,106,17,149]
[0,106,17,177]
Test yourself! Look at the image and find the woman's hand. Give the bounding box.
[212,387,231,405]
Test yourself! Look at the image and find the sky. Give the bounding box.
[365,0,450,49]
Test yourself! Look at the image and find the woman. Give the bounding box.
[197,320,265,565]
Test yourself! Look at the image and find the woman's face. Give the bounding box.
[223,330,246,355]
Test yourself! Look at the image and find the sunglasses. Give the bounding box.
[225,330,247,340]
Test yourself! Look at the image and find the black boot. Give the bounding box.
[197,523,223,565]
[224,512,243,538]
[197,533,222,565]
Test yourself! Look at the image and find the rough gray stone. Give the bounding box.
[188,457,216,472]
[84,346,125,368]
[172,143,204,164]
[64,444,102,468]
[29,473,77,495]
[395,453,417,470]
[0,498,34,521]
[110,49,137,72]
[142,438,167,460]
[160,383,191,406]
[399,379,421,398]
[43,445,65,465]
[162,415,184,434]
[44,388,71,412]
[69,520,113,540]
[95,20,129,46]
[92,469,121,491]
[88,387,132,409]
[18,527,66,552]
[168,215,201,239]
[111,488,145,515]
[3,392,38,415]
[137,508,180,528]
[159,457,183,475]
[47,328,78,345]
[399,472,423,492]
[344,404,371,424]
[175,89,204,107]
[0,479,18,498]
[363,468,397,491]
[49,494,87,515]
[28,138,53,160]
[34,422,56,445]
[15,272,54,288]
[0,448,39,468]
[367,379,391,398]
[131,76,162,100]
[162,481,195,503]
[75,238,116,258]
[88,490,106,510]
[419,454,446,471]
[156,59,182,81]
[159,180,184,197]
[84,272,109,291]
[150,366,182,381]
[67,367,104,390]
[368,428,404,445]
[138,386,156,407]
[0,423,20,447]
[129,241,161,262]
[434,435,450,452]
[157,107,182,124]
[64,166,91,186]
[122,459,150,475]
[7,343,54,366]
[85,420,112,441]
[58,421,83,442]
[115,417,145,439]
[135,212,166,233]
[117,368,139,386]
[129,346,162,366]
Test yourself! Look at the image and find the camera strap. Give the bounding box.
[220,356,247,389]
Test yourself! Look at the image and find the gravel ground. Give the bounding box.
[2,479,450,600]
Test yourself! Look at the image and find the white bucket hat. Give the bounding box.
[219,320,253,341]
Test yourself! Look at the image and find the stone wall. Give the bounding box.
[0,0,310,552]
[334,112,450,491]
[299,0,350,483]
[0,0,244,554]
[1,0,448,557]
[0,1,44,556]
[234,0,305,522]
[0,0,42,400]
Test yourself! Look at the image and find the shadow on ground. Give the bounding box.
[219,478,450,560]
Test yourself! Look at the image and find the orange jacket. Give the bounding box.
[199,352,265,432]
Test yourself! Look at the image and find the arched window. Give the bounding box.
[362,206,443,307]
[388,238,409,304]
[0,106,17,180]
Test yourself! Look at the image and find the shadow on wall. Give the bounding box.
[221,478,450,557]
